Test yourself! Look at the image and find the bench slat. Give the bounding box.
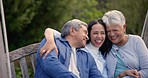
[30,53,36,73]
[11,62,16,78]
[9,43,40,78]
[20,57,29,78]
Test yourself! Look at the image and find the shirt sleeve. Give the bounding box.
[53,29,61,38]
[136,36,148,78]
[37,38,77,78]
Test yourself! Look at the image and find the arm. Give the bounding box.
[136,36,148,78]
[38,39,77,78]
[117,36,146,78]
[40,28,60,58]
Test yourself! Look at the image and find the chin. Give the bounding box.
[111,40,117,44]
[80,44,85,48]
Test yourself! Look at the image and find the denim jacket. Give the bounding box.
[34,37,103,78]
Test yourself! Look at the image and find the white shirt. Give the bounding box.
[69,47,80,78]
[82,42,108,78]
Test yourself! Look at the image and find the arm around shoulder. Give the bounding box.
[37,38,77,78]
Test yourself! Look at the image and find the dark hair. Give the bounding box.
[87,18,112,57]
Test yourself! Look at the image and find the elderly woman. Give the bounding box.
[102,10,148,78]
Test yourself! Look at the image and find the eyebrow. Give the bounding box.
[84,29,88,33]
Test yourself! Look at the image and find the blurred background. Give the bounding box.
[3,0,148,51]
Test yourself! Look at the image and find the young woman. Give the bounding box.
[40,19,112,78]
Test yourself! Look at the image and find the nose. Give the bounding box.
[86,35,89,40]
[97,33,102,38]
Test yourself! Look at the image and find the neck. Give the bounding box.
[65,36,77,48]
[117,35,128,46]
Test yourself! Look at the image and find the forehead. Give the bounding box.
[91,24,105,31]
[106,25,122,30]
[80,25,87,30]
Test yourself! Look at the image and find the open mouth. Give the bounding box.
[95,40,103,44]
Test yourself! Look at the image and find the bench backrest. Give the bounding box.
[9,43,40,78]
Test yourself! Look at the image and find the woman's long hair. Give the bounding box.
[87,18,112,57]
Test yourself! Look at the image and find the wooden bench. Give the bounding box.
[9,43,40,78]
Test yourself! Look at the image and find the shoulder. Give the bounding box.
[55,38,71,51]
[80,46,90,53]
[128,34,146,48]
[128,34,143,42]
[129,34,142,40]
[77,48,94,60]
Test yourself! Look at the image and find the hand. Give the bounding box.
[118,70,141,78]
[40,40,58,59]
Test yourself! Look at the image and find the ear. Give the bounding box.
[69,27,75,35]
[123,24,126,32]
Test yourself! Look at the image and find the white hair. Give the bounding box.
[102,10,126,27]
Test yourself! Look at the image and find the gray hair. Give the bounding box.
[102,10,126,27]
[61,19,88,38]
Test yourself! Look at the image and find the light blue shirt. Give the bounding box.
[114,50,129,78]
[34,37,103,78]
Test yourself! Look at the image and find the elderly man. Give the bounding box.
[34,19,102,78]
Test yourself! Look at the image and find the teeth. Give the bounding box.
[96,40,101,43]
[111,36,117,40]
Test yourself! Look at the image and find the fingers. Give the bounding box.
[55,48,58,54]
[134,70,138,76]
[119,70,141,78]
[138,72,142,78]
[43,50,50,59]
[40,48,46,57]
[43,48,58,59]
[130,70,139,78]
[133,70,142,78]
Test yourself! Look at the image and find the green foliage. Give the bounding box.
[4,0,148,50]
[4,0,103,51]
[4,0,43,50]
[70,0,103,23]
[15,67,33,78]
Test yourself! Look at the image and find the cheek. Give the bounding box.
[107,33,110,37]
[90,34,96,41]
[103,35,106,40]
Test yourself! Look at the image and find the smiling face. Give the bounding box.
[102,10,127,46]
[73,25,89,48]
[106,24,126,46]
[90,23,106,48]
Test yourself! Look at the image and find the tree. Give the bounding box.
[4,0,103,51]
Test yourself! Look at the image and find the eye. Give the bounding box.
[101,31,105,34]
[107,30,110,33]
[92,31,99,34]
[113,29,118,32]
[93,32,98,34]
[84,30,88,34]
